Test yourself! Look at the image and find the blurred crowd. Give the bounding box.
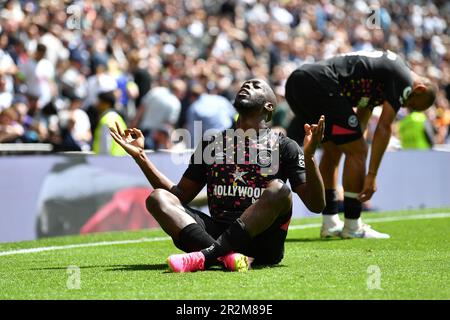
[0,0,449,153]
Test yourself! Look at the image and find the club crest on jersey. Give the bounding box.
[348,115,359,128]
[257,149,272,167]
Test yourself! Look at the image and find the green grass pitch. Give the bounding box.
[0,208,449,300]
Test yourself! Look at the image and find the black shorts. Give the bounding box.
[174,206,291,265]
[285,65,363,145]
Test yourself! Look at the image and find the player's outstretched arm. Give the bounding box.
[109,122,176,190]
[109,122,204,203]
[295,116,326,213]
[358,101,396,202]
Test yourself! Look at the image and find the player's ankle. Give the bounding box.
[323,214,342,227]
[344,218,362,231]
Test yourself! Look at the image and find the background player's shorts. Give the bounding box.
[285,65,363,145]
[174,205,290,265]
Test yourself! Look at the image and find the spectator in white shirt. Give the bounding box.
[132,79,186,149]
[20,43,55,109]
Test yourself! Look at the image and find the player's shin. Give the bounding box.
[343,192,363,230]
[320,189,343,238]
[201,218,251,267]
[177,223,216,252]
[322,189,340,224]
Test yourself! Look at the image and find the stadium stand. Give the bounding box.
[0,0,449,153]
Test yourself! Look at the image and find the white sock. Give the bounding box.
[345,218,362,231]
[323,214,342,227]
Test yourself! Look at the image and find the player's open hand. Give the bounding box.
[358,173,377,202]
[109,122,145,158]
[303,115,325,157]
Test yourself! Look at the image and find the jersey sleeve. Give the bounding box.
[182,140,207,184]
[281,138,306,189]
[384,56,413,113]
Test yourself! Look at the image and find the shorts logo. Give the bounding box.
[348,115,359,128]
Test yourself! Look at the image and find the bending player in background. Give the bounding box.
[285,50,437,239]
[110,79,325,272]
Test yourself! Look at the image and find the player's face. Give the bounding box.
[234,80,267,113]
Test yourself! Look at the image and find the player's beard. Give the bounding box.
[233,95,265,115]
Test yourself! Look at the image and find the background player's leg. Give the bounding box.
[336,137,367,230]
[201,180,292,265]
[337,138,367,199]
[146,189,215,251]
[319,141,344,237]
[335,138,383,238]
[335,139,390,238]
[356,107,373,134]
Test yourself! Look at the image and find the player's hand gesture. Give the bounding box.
[303,115,325,157]
[358,173,377,202]
[109,122,145,158]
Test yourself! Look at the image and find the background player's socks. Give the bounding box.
[344,217,362,231]
[323,189,339,216]
[201,218,251,268]
[321,189,343,237]
[178,223,215,252]
[343,195,362,220]
[321,214,344,238]
[323,214,342,227]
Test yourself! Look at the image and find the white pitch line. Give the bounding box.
[289,212,450,230]
[0,237,171,257]
[0,212,449,257]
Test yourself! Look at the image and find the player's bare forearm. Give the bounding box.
[368,124,391,176]
[133,149,178,193]
[298,115,326,212]
[368,101,396,176]
[132,151,202,203]
[110,123,180,196]
[297,155,326,213]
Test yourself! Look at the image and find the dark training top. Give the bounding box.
[312,50,414,112]
[183,129,306,223]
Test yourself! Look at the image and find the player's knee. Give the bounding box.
[340,138,368,156]
[343,141,368,163]
[265,180,292,207]
[322,144,342,162]
[347,147,367,165]
[146,189,171,214]
[356,141,368,157]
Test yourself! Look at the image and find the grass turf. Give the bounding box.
[0,208,449,300]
